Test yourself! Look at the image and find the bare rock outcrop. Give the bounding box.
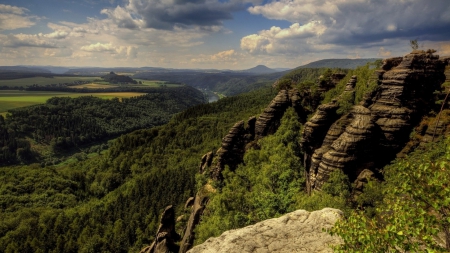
[313,106,377,190]
[179,192,209,253]
[140,206,180,253]
[255,89,291,138]
[187,208,343,253]
[304,50,447,191]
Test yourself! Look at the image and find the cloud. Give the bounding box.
[377,47,392,57]
[248,0,450,45]
[80,42,139,59]
[191,49,238,63]
[1,34,58,48]
[241,21,328,54]
[0,4,36,30]
[0,4,28,15]
[81,42,116,52]
[44,31,70,39]
[100,5,142,29]
[101,0,257,30]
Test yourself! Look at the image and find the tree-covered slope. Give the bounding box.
[0,87,278,252]
[0,86,205,166]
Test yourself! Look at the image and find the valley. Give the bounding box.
[0,54,449,253]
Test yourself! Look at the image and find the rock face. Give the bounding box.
[208,89,303,181]
[187,208,343,253]
[180,88,313,252]
[140,206,180,253]
[255,89,291,138]
[209,120,249,180]
[179,192,209,253]
[303,50,447,191]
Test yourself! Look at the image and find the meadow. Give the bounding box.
[0,76,99,87]
[133,79,182,87]
[0,90,146,115]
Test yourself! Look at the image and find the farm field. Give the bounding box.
[0,90,146,115]
[69,83,119,89]
[0,76,99,87]
[133,79,182,87]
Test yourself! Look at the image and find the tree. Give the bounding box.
[410,39,419,50]
[331,139,450,252]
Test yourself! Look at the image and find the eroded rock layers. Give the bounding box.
[304,50,447,190]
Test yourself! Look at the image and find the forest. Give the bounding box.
[0,86,204,166]
[0,59,448,253]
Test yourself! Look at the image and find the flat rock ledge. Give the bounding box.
[187,208,343,253]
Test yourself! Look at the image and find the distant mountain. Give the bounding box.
[0,66,51,73]
[241,65,278,74]
[298,58,380,69]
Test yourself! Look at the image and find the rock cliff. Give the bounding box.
[141,50,450,253]
[187,208,343,253]
[303,50,447,191]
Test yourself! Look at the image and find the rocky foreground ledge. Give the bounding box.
[187,208,343,253]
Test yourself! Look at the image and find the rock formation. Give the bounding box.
[254,89,291,138]
[303,50,447,191]
[187,208,343,253]
[208,120,248,180]
[143,51,450,253]
[179,192,209,253]
[140,206,180,253]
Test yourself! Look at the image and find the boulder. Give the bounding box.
[187,208,343,253]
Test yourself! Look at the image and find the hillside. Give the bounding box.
[0,85,204,166]
[299,58,380,69]
[240,65,279,74]
[101,72,137,84]
[0,51,449,253]
[142,50,450,252]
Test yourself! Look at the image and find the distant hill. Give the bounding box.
[241,65,278,74]
[298,58,380,69]
[0,66,51,74]
[102,72,137,84]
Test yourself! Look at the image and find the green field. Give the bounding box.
[133,79,182,87]
[0,76,99,87]
[69,83,119,89]
[0,90,146,115]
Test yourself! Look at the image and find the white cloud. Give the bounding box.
[0,4,28,15]
[44,31,70,39]
[0,4,36,30]
[377,47,392,57]
[1,34,58,48]
[81,42,116,52]
[241,21,327,54]
[248,0,450,45]
[100,5,142,29]
[191,49,239,64]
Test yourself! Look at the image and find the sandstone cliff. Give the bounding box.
[141,50,450,253]
[303,50,447,191]
[187,208,343,253]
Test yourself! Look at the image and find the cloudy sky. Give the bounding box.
[1,0,449,69]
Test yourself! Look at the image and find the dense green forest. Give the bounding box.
[0,86,204,166]
[0,87,280,252]
[1,61,447,252]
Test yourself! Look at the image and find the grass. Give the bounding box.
[0,76,99,87]
[0,90,146,114]
[133,79,182,87]
[69,83,119,89]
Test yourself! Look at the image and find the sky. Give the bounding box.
[0,0,450,70]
